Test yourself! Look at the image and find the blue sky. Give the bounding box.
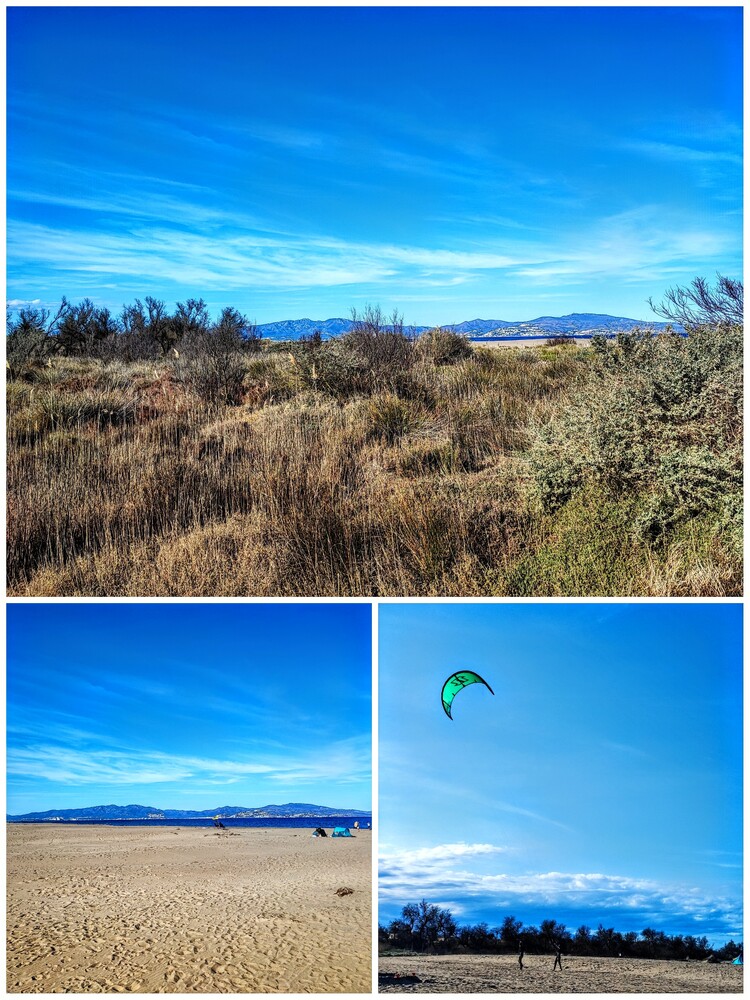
[7,603,372,815]
[7,7,742,325]
[378,603,742,944]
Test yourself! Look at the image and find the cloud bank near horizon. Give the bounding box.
[379,842,742,942]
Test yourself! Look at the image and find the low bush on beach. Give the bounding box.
[6,283,742,596]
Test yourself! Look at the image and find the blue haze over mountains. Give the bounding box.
[8,802,371,822]
[257,313,679,340]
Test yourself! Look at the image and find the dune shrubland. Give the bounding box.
[6,302,741,596]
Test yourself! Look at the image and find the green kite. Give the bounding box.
[441,670,494,719]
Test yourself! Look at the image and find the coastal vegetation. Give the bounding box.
[6,280,742,596]
[379,900,742,963]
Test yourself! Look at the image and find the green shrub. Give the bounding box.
[415,327,473,365]
[501,488,646,596]
[530,326,742,528]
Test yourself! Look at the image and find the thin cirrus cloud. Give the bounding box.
[7,737,371,789]
[381,842,508,865]
[623,138,742,166]
[8,204,734,303]
[7,218,532,294]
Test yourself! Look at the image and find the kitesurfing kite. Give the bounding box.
[441,670,494,719]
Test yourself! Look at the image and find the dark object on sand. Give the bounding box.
[213,818,226,830]
[379,972,422,986]
[313,827,328,837]
[335,886,354,896]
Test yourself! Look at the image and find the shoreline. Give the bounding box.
[8,823,371,993]
[6,818,371,828]
[471,336,593,349]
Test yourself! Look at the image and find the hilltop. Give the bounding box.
[7,802,371,822]
[257,312,678,340]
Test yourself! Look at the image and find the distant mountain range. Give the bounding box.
[256,312,678,340]
[7,802,371,822]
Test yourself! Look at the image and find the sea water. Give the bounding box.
[470,334,607,343]
[11,815,371,829]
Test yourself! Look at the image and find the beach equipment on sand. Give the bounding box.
[312,827,327,837]
[331,826,352,837]
[732,955,742,965]
[441,670,494,719]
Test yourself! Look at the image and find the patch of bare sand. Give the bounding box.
[7,823,371,993]
[379,953,742,993]
[472,338,591,350]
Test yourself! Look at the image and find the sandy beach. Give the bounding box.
[472,337,593,350]
[7,823,371,993]
[379,953,742,993]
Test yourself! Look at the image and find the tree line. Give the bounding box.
[6,295,263,368]
[7,275,742,371]
[379,900,742,963]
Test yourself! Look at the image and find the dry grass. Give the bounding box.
[7,331,742,596]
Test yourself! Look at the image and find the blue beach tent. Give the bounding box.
[331,826,352,837]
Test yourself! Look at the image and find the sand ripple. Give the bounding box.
[8,824,371,993]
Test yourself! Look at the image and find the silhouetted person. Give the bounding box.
[553,942,563,971]
[518,941,524,971]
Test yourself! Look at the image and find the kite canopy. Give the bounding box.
[441,670,494,719]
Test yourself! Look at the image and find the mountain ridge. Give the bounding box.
[256,312,678,340]
[7,802,372,822]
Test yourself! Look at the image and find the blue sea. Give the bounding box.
[471,332,685,343]
[470,334,608,343]
[12,815,371,829]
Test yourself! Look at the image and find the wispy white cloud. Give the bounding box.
[511,205,738,285]
[7,745,272,786]
[8,186,229,227]
[7,734,371,789]
[6,297,42,308]
[622,138,742,167]
[8,179,740,304]
[7,218,538,294]
[383,842,508,865]
[379,845,742,936]
[601,740,649,758]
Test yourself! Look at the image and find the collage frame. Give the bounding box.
[5,3,744,998]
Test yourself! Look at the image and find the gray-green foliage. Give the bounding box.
[415,327,472,366]
[530,325,742,541]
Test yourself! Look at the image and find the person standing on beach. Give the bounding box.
[518,941,524,971]
[552,941,563,971]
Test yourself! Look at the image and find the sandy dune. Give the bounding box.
[7,823,371,993]
[379,953,742,993]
